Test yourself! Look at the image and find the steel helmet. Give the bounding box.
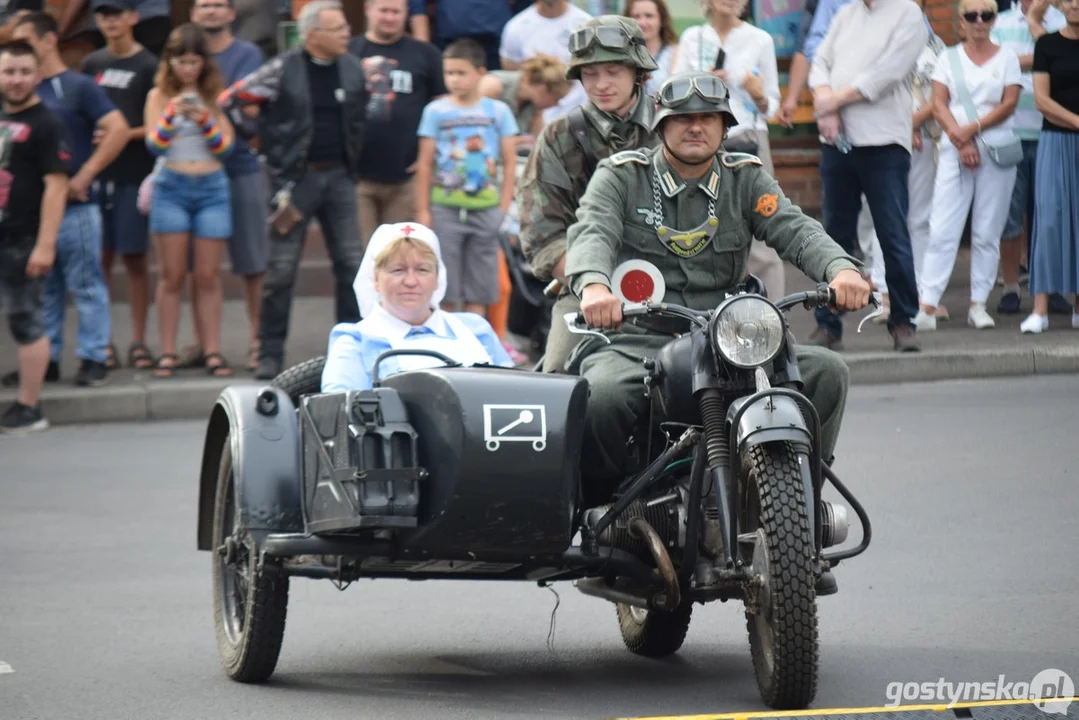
[650,70,739,133]
[564,15,658,81]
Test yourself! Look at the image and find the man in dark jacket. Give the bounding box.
[219,0,369,380]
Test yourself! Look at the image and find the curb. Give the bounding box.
[3,347,1078,428]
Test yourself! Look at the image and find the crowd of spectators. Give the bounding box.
[1,0,1078,434]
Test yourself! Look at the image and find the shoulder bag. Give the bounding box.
[947,46,1023,167]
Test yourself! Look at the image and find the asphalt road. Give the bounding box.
[2,375,1078,720]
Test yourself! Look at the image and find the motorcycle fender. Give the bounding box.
[196,385,304,551]
[726,393,813,454]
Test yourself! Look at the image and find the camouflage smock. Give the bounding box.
[517,92,659,281]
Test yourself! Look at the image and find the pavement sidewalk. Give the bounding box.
[2,249,1077,427]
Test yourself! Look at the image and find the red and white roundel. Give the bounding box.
[612,260,666,304]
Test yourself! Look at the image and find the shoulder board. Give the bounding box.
[721,152,764,169]
[610,150,650,167]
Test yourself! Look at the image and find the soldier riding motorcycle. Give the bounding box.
[563,67,872,569]
[516,14,660,373]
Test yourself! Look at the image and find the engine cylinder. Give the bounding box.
[583,498,682,558]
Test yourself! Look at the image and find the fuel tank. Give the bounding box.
[383,366,589,563]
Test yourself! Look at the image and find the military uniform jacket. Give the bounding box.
[565,146,860,311]
[517,92,659,281]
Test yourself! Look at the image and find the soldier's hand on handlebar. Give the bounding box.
[829,269,871,312]
[581,284,623,329]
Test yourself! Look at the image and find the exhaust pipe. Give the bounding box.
[628,517,681,610]
[575,518,682,611]
[576,577,652,610]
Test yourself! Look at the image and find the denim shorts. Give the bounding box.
[150,166,232,239]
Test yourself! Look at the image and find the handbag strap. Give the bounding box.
[948,46,980,126]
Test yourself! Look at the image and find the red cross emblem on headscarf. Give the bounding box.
[400,225,415,235]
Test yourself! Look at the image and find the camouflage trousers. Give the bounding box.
[577,336,850,492]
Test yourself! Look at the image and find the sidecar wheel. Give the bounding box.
[741,442,818,710]
[211,437,290,683]
[616,602,693,658]
[270,356,326,407]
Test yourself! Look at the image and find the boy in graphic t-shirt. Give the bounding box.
[415,39,519,318]
[0,41,71,434]
[81,0,159,371]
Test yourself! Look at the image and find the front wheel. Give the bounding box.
[741,442,818,709]
[211,436,290,682]
[616,602,693,658]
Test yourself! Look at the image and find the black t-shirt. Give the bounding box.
[305,53,346,164]
[81,47,159,184]
[348,35,447,182]
[1033,31,1079,135]
[0,102,70,241]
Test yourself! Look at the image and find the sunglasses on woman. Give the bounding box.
[962,10,996,22]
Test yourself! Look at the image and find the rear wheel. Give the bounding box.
[741,442,818,709]
[616,602,693,658]
[211,437,290,682]
[270,356,326,407]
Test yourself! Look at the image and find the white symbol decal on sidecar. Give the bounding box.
[483,404,547,452]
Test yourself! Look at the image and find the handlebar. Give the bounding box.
[564,285,884,339]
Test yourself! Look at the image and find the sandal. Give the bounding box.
[245,343,260,372]
[205,352,233,377]
[105,343,120,371]
[152,353,179,378]
[128,342,154,370]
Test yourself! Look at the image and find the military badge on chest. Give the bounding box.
[640,169,720,258]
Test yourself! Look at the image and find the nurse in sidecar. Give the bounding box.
[320,222,514,393]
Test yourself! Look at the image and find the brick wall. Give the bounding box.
[771,0,960,217]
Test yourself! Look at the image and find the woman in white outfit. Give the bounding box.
[866,2,947,324]
[672,0,784,296]
[915,0,1022,331]
[320,223,515,392]
[624,0,680,98]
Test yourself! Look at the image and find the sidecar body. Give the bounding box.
[195,362,666,581]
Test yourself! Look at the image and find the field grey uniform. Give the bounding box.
[565,144,860,488]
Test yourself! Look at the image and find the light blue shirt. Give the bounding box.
[802,0,933,63]
[416,96,519,210]
[321,310,515,392]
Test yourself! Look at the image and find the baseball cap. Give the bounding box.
[91,0,135,12]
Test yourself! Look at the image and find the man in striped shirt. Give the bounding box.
[990,0,1066,314]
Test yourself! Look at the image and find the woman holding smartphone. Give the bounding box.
[143,23,235,378]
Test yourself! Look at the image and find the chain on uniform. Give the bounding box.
[650,170,715,228]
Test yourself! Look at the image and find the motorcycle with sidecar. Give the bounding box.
[195,282,879,710]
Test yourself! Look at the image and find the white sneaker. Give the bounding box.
[1020,313,1049,334]
[967,303,996,329]
[913,309,937,331]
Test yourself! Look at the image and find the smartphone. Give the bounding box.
[714,48,726,70]
[181,92,201,105]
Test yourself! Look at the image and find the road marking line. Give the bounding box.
[0,661,13,675]
[614,696,1079,720]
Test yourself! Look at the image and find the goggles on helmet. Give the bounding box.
[657,74,728,109]
[568,25,645,55]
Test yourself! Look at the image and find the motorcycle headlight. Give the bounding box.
[712,296,785,369]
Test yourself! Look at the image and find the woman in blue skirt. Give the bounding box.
[1021,9,1079,334]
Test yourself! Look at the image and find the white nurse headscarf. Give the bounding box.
[354,222,448,318]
